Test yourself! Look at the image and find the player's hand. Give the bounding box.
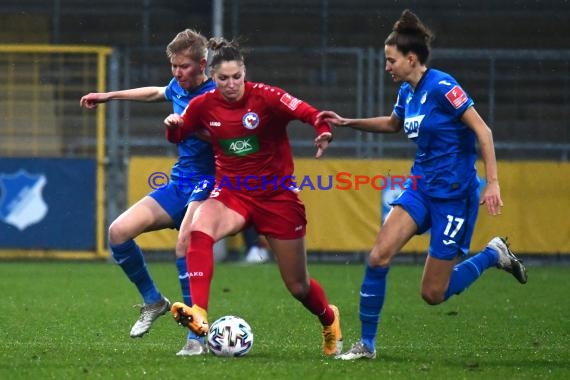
[164,114,184,129]
[480,180,503,216]
[79,93,107,109]
[314,132,332,158]
[316,110,350,127]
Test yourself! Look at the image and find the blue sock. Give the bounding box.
[444,246,498,300]
[111,239,161,304]
[187,331,205,341]
[176,257,200,342]
[176,257,192,306]
[359,265,390,352]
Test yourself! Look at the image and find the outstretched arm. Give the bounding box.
[462,106,503,216]
[316,110,403,134]
[80,86,166,109]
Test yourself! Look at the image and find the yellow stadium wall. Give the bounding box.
[128,157,570,255]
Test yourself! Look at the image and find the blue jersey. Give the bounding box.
[164,77,216,183]
[393,68,479,199]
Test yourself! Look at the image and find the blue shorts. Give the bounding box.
[148,178,213,228]
[391,188,480,260]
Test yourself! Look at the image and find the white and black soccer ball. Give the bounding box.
[207,315,254,357]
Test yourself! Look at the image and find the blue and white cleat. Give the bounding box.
[336,341,376,360]
[176,337,208,356]
[130,296,171,337]
[488,237,528,284]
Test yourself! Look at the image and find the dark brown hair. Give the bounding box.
[207,37,244,73]
[384,9,434,64]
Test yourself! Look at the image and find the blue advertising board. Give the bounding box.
[0,158,96,250]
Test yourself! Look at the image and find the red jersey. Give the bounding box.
[166,81,331,194]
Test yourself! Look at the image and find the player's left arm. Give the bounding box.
[462,106,503,216]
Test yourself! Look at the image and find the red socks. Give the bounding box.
[186,231,215,310]
[301,278,335,326]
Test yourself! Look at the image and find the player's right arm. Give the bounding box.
[163,97,203,143]
[164,113,185,142]
[79,86,166,109]
[317,110,403,133]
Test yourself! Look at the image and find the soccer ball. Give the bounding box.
[207,315,254,357]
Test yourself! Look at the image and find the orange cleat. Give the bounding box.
[322,304,343,356]
[170,302,209,337]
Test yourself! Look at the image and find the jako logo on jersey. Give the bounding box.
[280,93,301,111]
[242,112,260,130]
[0,170,48,231]
[210,121,221,127]
[219,135,260,156]
[403,115,425,139]
[445,85,468,109]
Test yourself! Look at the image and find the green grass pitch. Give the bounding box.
[1,260,568,379]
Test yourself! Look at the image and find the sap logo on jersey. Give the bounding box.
[242,112,260,130]
[403,115,425,139]
[0,170,48,231]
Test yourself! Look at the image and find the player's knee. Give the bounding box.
[421,289,445,305]
[175,237,188,258]
[287,281,309,300]
[368,251,392,267]
[108,221,128,245]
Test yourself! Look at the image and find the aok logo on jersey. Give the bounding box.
[220,135,260,156]
[403,115,425,139]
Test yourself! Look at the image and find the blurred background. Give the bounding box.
[1,0,569,260]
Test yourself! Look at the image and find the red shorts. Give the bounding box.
[208,187,306,239]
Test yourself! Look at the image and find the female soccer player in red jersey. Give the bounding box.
[164,38,343,356]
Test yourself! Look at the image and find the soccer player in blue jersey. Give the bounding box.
[317,9,527,360]
[80,29,215,356]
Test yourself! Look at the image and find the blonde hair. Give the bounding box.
[166,29,208,62]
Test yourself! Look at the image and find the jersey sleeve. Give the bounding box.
[165,96,203,143]
[434,77,474,118]
[262,84,332,136]
[393,85,407,120]
[163,77,177,102]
